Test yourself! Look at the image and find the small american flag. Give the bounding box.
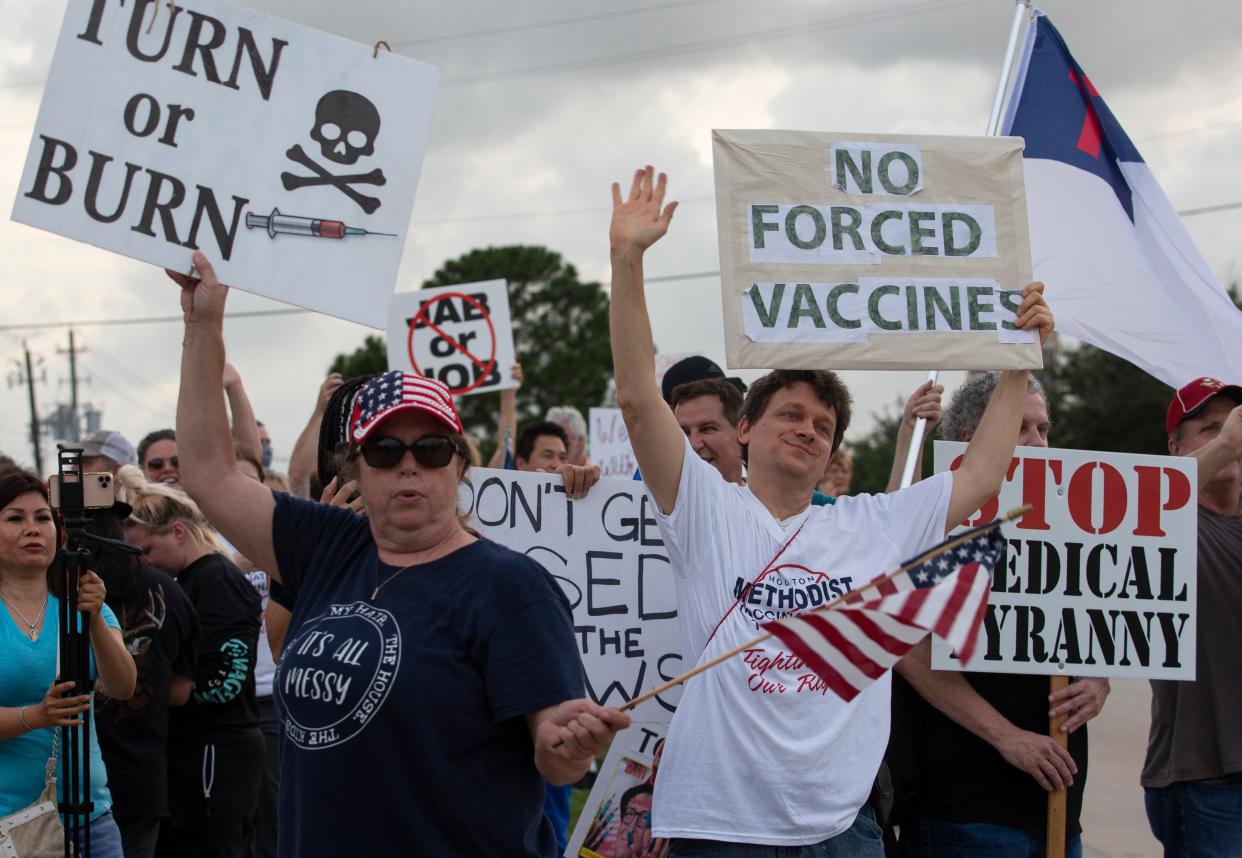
[350,370,463,442]
[761,524,1006,702]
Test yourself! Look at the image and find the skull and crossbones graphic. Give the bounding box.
[281,90,386,214]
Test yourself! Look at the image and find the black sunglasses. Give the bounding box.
[360,436,456,470]
[146,456,179,470]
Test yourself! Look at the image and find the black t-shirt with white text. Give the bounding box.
[271,493,585,858]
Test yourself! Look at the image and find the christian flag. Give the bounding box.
[761,525,1005,702]
[1001,11,1242,389]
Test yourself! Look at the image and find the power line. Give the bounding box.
[1179,200,1242,218]
[390,0,727,48]
[0,270,725,331]
[0,0,981,94]
[441,0,986,87]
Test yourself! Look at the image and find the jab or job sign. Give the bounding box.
[386,280,516,397]
[931,442,1198,680]
[11,0,439,327]
[712,130,1041,370]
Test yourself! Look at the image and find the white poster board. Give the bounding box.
[12,0,439,327]
[713,129,1041,370]
[589,408,637,479]
[386,280,516,397]
[931,442,1197,679]
[460,470,684,721]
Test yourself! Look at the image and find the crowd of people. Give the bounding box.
[0,166,1239,858]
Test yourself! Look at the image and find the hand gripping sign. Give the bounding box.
[386,279,516,396]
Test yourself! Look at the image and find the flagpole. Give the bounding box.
[897,0,1033,490]
[616,506,1030,714]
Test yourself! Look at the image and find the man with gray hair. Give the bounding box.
[546,405,589,467]
[894,371,1108,857]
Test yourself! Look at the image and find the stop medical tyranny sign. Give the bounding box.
[932,442,1198,681]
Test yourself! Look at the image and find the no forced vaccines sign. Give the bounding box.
[386,280,516,396]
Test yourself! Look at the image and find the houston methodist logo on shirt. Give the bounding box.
[730,564,858,697]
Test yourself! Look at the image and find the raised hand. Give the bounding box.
[166,250,229,326]
[1014,281,1055,346]
[904,379,943,430]
[610,166,678,255]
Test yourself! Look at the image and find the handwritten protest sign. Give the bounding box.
[12,0,438,327]
[931,442,1197,679]
[460,470,684,722]
[712,130,1041,370]
[386,280,516,396]
[590,408,637,479]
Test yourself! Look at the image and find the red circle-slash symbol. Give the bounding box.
[407,291,497,395]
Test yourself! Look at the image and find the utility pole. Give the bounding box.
[57,328,87,442]
[11,342,46,475]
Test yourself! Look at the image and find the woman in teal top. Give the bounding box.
[0,470,136,856]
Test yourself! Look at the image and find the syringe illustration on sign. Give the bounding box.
[245,208,396,240]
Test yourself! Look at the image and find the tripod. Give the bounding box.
[51,449,139,857]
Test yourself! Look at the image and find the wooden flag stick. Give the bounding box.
[1046,673,1070,858]
[618,504,1032,713]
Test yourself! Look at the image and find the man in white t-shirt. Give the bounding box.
[607,166,1054,855]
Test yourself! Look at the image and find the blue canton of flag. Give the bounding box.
[999,9,1242,389]
[763,524,1006,702]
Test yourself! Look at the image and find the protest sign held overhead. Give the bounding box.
[932,442,1198,680]
[589,408,637,479]
[386,280,516,397]
[712,129,1042,371]
[12,0,439,328]
[460,470,684,723]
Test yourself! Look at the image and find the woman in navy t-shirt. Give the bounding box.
[166,252,630,857]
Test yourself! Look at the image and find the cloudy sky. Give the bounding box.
[2,0,1239,472]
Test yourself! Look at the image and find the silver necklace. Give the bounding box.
[0,590,47,640]
[371,562,415,600]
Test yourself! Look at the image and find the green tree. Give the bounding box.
[1042,344,1172,456]
[329,246,612,459]
[328,334,386,378]
[846,400,937,496]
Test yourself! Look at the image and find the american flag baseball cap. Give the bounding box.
[1166,377,1242,435]
[350,371,463,442]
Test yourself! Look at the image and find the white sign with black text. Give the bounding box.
[931,442,1198,680]
[13,0,439,327]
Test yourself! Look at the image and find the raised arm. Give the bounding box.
[1185,402,1242,486]
[946,283,1054,529]
[487,363,522,469]
[610,166,684,513]
[287,373,344,498]
[885,379,943,492]
[170,251,279,578]
[223,362,262,456]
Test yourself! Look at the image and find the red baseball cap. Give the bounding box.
[350,370,463,442]
[1166,377,1242,435]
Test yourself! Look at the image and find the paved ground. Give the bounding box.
[1079,679,1161,858]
